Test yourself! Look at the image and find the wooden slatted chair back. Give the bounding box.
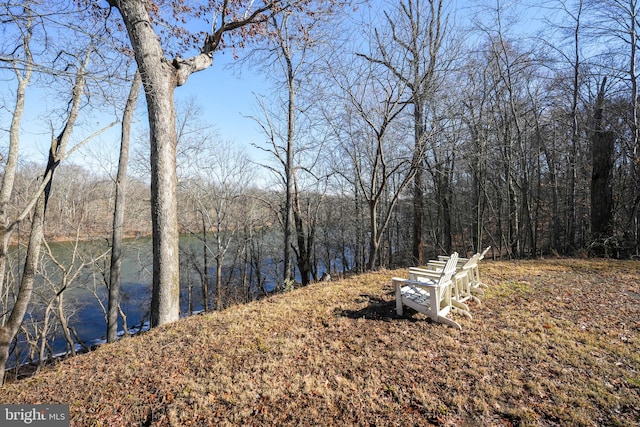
[461,253,481,270]
[479,246,491,260]
[437,252,458,286]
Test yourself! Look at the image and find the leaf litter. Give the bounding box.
[1,259,639,426]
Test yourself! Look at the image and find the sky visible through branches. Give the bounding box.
[6,0,548,179]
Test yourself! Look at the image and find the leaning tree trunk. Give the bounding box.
[0,44,88,382]
[57,293,76,357]
[0,157,54,384]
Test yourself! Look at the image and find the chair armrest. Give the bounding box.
[425,261,446,270]
[410,266,441,273]
[408,268,442,282]
[393,277,439,289]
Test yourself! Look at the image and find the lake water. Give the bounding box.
[5,231,347,370]
[7,235,280,369]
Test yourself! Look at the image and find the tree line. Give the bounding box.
[1,0,639,382]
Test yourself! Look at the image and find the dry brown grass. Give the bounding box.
[1,259,639,426]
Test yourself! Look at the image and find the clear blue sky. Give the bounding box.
[176,54,270,163]
[6,50,270,176]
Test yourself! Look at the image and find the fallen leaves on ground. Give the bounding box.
[1,258,639,426]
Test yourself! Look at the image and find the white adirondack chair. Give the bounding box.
[424,252,483,304]
[437,246,491,295]
[394,252,463,329]
[409,261,476,314]
[472,246,491,289]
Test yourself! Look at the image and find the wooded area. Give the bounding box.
[1,0,640,382]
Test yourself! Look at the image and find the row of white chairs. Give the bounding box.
[393,247,491,329]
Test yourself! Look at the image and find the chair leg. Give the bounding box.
[396,301,403,316]
[451,304,472,319]
[474,269,488,288]
[437,316,462,330]
[451,299,470,313]
[471,287,485,297]
[394,282,404,316]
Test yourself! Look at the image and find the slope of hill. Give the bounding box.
[1,259,639,426]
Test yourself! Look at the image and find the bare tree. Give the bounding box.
[102,0,308,326]
[460,52,492,254]
[33,235,109,369]
[590,78,616,245]
[179,136,255,310]
[0,1,122,380]
[107,71,141,343]
[0,40,112,382]
[246,1,341,287]
[359,0,447,264]
[541,0,590,254]
[0,2,34,324]
[586,0,640,255]
[565,0,586,253]
[326,45,419,269]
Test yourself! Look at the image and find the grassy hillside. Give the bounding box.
[1,259,639,426]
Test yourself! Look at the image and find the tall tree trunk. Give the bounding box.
[215,214,223,310]
[107,71,141,343]
[292,170,317,285]
[283,48,295,285]
[202,211,210,312]
[472,168,481,251]
[508,175,519,258]
[354,181,363,273]
[412,104,425,264]
[468,121,487,253]
[111,0,182,326]
[565,0,584,254]
[294,207,313,285]
[412,167,425,263]
[436,165,452,254]
[109,0,277,324]
[368,199,380,270]
[544,136,560,252]
[0,11,33,313]
[628,0,640,256]
[216,255,223,310]
[148,73,180,326]
[590,78,615,241]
